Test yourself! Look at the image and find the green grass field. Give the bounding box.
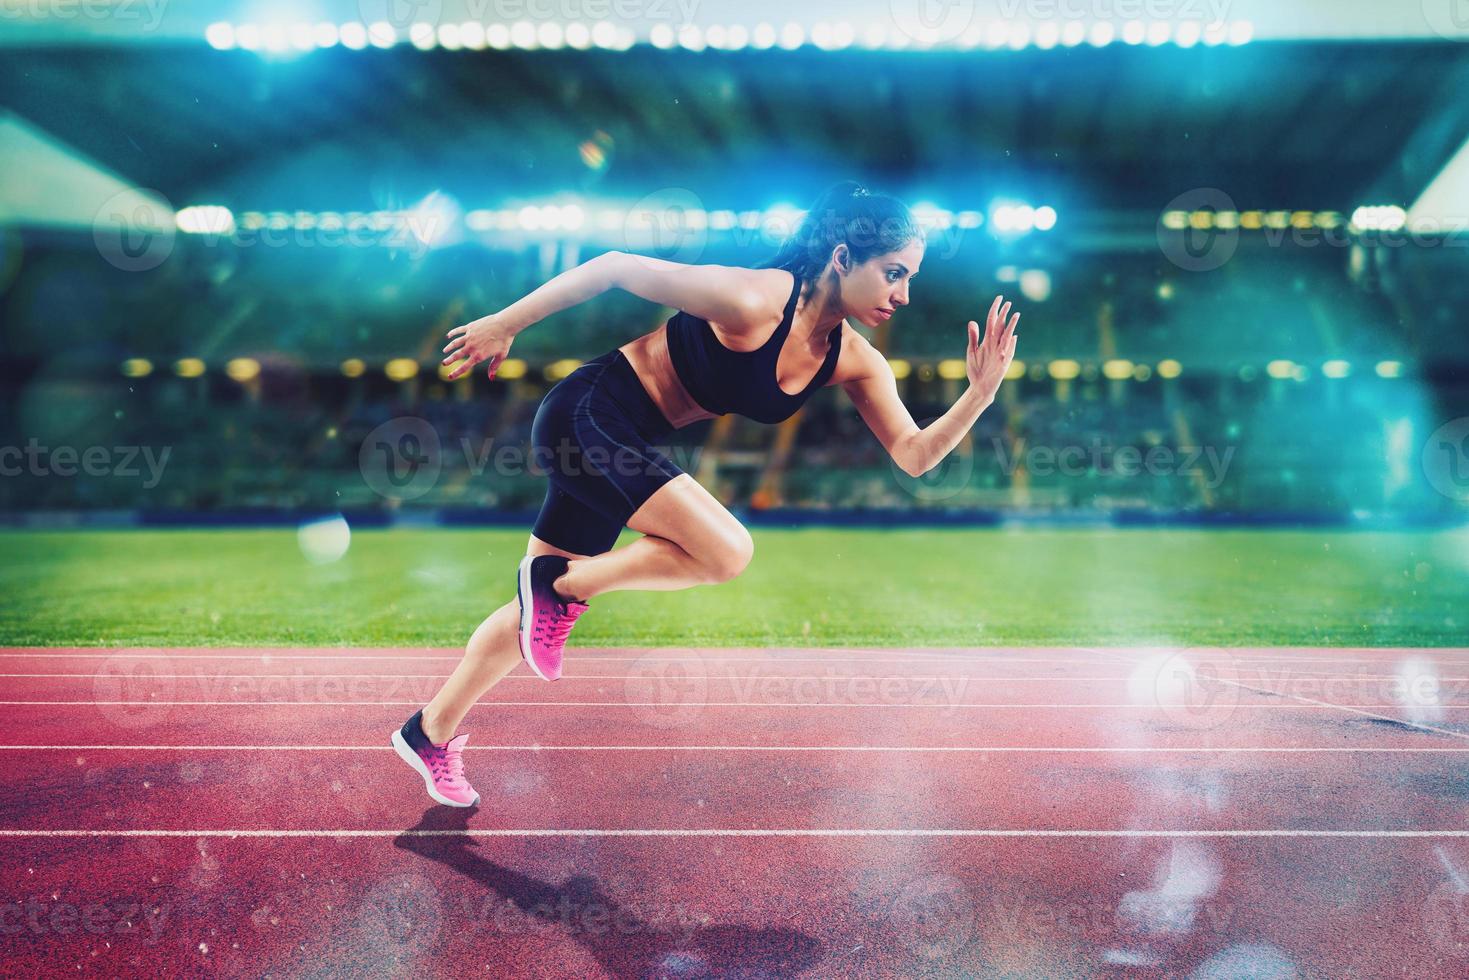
[1,527,1465,647]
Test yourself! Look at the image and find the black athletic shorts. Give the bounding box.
[529,349,684,556]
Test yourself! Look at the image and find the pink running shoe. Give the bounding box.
[517,554,590,682]
[391,710,480,807]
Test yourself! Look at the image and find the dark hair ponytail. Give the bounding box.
[759,181,920,283]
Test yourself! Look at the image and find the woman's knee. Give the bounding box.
[700,526,754,583]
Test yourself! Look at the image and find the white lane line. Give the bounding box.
[5,673,1460,682]
[1,829,1467,839]
[1085,647,1469,742]
[5,745,1469,753]
[5,700,1468,710]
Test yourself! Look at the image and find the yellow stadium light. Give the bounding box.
[1048,359,1080,380]
[495,359,527,380]
[1133,364,1152,382]
[1375,360,1404,378]
[1156,359,1182,379]
[545,359,582,381]
[1004,359,1025,380]
[1322,359,1351,378]
[120,358,153,378]
[385,358,420,381]
[225,357,261,382]
[1240,211,1263,230]
[1102,359,1134,380]
[174,358,206,378]
[438,362,465,381]
[1161,211,1188,230]
[937,359,967,380]
[340,358,366,378]
[887,359,911,380]
[1266,359,1296,379]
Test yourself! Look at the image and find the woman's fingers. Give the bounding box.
[446,324,467,339]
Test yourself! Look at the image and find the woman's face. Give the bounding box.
[842,238,925,328]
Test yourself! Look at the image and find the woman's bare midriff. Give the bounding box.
[617,324,720,429]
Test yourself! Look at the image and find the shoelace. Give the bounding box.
[535,601,587,642]
[427,745,466,787]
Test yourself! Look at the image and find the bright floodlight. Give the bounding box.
[298,515,351,565]
[339,22,368,49]
[1034,205,1057,231]
[205,23,235,50]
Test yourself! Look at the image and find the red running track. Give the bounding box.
[2,645,1468,977]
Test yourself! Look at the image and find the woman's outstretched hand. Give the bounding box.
[442,313,515,381]
[966,295,1020,403]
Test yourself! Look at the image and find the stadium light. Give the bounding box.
[1048,359,1081,380]
[1375,360,1404,378]
[1133,364,1153,381]
[174,358,206,378]
[1156,359,1183,379]
[339,22,368,49]
[888,359,911,379]
[1266,359,1297,379]
[1322,359,1351,378]
[937,359,966,380]
[385,358,420,381]
[340,359,366,378]
[495,359,528,380]
[205,23,235,50]
[120,358,153,378]
[175,206,235,235]
[545,359,583,380]
[1005,360,1025,380]
[1102,359,1134,380]
[226,358,261,382]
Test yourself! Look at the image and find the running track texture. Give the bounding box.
[2,645,1468,977]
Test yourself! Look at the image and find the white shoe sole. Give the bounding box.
[517,555,555,682]
[391,729,478,808]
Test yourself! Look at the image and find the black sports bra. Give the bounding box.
[664,273,843,425]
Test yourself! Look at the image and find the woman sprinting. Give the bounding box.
[391,181,1020,806]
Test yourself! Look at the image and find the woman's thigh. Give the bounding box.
[625,473,753,570]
